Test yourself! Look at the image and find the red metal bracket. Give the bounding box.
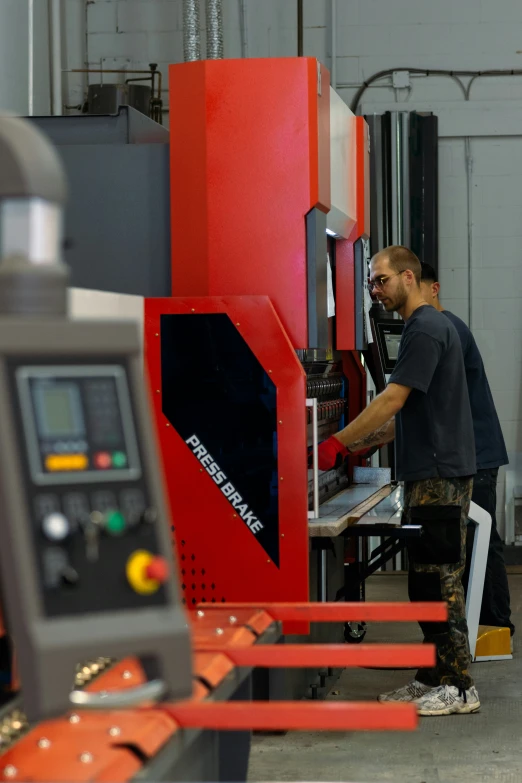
[158,700,418,732]
[202,643,435,669]
[202,602,448,623]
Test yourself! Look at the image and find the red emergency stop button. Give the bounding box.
[126,550,168,595]
[144,556,169,584]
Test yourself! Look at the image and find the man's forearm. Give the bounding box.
[334,392,401,449]
[346,418,395,453]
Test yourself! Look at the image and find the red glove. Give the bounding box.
[317,436,349,471]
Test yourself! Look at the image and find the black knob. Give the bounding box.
[61,566,79,586]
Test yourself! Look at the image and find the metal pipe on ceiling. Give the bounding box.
[206,0,224,59]
[297,0,303,56]
[183,0,201,61]
[28,0,34,115]
[239,0,248,57]
[49,0,63,115]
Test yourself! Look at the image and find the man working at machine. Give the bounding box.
[317,245,479,716]
[420,262,513,637]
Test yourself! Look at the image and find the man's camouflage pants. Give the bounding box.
[403,476,474,691]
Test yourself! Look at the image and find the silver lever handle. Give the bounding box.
[306,397,319,519]
[69,679,167,710]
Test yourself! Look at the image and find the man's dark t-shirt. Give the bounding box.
[442,310,508,471]
[389,304,476,482]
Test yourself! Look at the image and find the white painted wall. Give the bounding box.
[67,0,522,536]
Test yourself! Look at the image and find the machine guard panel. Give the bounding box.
[145,296,310,633]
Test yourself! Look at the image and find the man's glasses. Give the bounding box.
[367,270,405,293]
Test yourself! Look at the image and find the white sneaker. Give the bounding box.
[378,679,432,703]
[414,684,481,716]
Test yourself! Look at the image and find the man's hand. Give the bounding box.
[316,436,349,471]
[309,438,381,472]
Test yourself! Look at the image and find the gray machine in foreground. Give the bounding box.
[0,116,191,721]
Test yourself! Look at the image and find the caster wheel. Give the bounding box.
[344,621,367,643]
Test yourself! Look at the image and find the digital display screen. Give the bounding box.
[384,333,401,361]
[34,383,85,438]
[16,365,141,486]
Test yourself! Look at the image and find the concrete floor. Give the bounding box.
[249,574,522,783]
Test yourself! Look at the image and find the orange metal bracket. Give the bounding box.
[158,700,418,732]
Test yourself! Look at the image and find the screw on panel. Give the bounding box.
[108,727,121,738]
[268,370,273,374]
[267,559,271,564]
[122,670,132,680]
[280,477,284,481]
[191,308,195,312]
[3,766,17,778]
[236,322,240,326]
[166,423,170,427]
[155,333,159,337]
[229,616,237,624]
[215,628,224,635]
[279,420,283,424]
[37,738,51,749]
[281,533,285,538]
[69,714,81,724]
[79,752,93,764]
[197,610,205,618]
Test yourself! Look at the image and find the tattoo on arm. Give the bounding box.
[347,418,395,453]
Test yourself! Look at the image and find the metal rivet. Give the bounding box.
[281,533,285,538]
[199,468,203,472]
[233,514,237,518]
[4,766,17,778]
[122,670,132,680]
[229,616,237,624]
[280,476,284,481]
[69,714,81,724]
[279,420,283,424]
[197,610,205,618]
[268,370,273,374]
[156,389,160,393]
[166,423,170,427]
[236,322,240,326]
[79,752,93,764]
[108,727,121,738]
[38,738,51,749]
[267,559,271,564]
[215,628,224,636]
[155,333,159,337]
[191,308,195,312]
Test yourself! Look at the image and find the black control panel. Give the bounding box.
[374,321,404,374]
[9,360,168,618]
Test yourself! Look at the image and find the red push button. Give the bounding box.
[144,556,169,584]
[94,452,112,470]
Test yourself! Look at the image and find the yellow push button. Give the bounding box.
[45,454,88,472]
[126,550,163,595]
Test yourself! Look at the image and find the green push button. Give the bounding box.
[112,451,127,468]
[105,510,126,536]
